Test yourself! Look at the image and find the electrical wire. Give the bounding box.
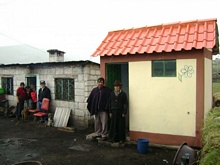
[0,31,47,53]
[0,0,18,7]
[0,31,101,63]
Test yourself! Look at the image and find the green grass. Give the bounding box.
[199,107,220,165]
[213,82,220,94]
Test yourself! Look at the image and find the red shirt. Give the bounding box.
[17,87,27,99]
[31,91,37,103]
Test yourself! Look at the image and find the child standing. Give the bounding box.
[31,85,37,109]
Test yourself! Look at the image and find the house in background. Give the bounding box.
[92,18,219,147]
[0,49,100,129]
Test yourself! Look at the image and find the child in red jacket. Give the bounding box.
[31,85,37,109]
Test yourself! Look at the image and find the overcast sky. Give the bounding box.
[0,0,220,63]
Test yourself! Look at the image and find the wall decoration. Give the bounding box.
[178,65,194,82]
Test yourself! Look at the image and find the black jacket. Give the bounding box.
[87,86,112,116]
[109,91,128,115]
[38,86,51,102]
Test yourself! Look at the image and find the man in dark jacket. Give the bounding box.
[87,77,112,141]
[38,80,51,123]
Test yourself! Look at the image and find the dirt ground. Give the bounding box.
[0,115,178,165]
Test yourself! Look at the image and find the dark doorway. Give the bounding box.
[26,76,37,89]
[106,63,129,129]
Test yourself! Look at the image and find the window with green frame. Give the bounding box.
[1,77,13,95]
[152,60,176,77]
[55,78,75,101]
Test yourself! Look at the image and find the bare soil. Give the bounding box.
[0,116,177,165]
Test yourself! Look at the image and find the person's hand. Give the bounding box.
[122,114,125,118]
[109,113,112,118]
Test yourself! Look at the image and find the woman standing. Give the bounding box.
[108,80,128,143]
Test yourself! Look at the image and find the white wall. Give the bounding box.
[129,59,197,137]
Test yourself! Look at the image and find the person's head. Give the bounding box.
[31,85,36,91]
[97,77,104,89]
[114,80,122,92]
[20,82,25,88]
[40,80,46,88]
[26,86,30,91]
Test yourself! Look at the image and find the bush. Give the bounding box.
[199,107,220,165]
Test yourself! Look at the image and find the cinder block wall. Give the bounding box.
[0,62,100,129]
[0,65,31,106]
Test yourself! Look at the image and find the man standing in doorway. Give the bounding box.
[38,80,51,123]
[87,77,112,141]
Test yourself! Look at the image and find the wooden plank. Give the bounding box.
[56,107,63,127]
[53,107,71,127]
[53,107,60,127]
[61,108,71,127]
[58,127,75,132]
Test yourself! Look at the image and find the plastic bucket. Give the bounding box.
[137,138,149,154]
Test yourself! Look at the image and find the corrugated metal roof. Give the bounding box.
[92,18,219,57]
[0,60,99,68]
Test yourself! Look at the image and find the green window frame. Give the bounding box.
[1,77,13,95]
[55,78,75,101]
[152,60,176,77]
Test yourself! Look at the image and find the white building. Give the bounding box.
[0,49,100,129]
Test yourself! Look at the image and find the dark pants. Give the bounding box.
[32,102,37,109]
[109,109,126,142]
[16,99,25,119]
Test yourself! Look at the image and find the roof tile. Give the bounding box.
[92,18,219,57]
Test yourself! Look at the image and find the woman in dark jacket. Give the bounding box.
[108,80,128,143]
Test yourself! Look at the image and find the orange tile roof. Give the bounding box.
[92,18,219,57]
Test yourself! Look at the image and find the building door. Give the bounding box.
[106,64,121,89]
[26,76,37,89]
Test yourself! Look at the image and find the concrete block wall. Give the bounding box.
[0,66,30,106]
[0,62,100,129]
[73,64,100,129]
[34,63,100,129]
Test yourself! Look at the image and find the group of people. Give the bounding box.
[16,80,51,122]
[87,77,128,143]
[16,82,36,120]
[17,77,127,140]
